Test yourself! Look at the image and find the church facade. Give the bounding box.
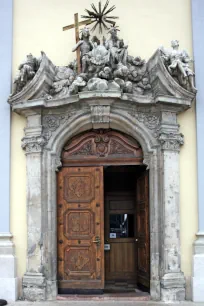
[0,0,204,303]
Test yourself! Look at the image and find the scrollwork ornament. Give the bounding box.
[42,111,76,141]
[143,154,150,169]
[128,108,160,131]
[54,156,62,172]
[158,132,184,151]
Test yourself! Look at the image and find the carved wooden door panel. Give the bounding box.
[136,170,150,288]
[57,166,104,292]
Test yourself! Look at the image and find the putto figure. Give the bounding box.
[12,53,40,95]
[72,26,93,73]
[160,40,197,93]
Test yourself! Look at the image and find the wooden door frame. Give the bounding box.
[58,161,148,288]
[104,191,138,286]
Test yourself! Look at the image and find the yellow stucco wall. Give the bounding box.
[11,0,198,285]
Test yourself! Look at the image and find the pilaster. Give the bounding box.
[192,0,204,302]
[158,112,186,302]
[22,111,46,301]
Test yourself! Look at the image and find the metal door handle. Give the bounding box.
[135,238,139,242]
[93,236,101,246]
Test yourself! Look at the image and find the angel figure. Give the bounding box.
[72,26,93,73]
[160,40,197,93]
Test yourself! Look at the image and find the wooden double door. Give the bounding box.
[57,166,149,293]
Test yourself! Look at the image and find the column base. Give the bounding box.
[23,272,46,301]
[161,272,186,302]
[0,233,18,301]
[192,232,204,302]
[161,287,185,301]
[46,280,57,300]
[150,280,160,300]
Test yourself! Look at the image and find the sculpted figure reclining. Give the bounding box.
[160,40,197,93]
[12,53,40,95]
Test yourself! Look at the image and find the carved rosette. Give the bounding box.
[22,136,46,153]
[158,132,184,151]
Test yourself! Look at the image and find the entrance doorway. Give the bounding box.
[104,166,150,292]
[57,130,150,295]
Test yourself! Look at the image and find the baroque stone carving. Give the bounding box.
[54,155,62,172]
[42,111,76,141]
[128,107,160,131]
[21,136,46,153]
[11,53,41,96]
[158,132,184,151]
[8,5,198,302]
[160,40,197,93]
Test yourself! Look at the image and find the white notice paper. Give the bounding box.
[110,233,116,238]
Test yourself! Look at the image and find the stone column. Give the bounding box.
[22,111,47,301]
[191,0,204,301]
[0,0,18,301]
[158,113,185,302]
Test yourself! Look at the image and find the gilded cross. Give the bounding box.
[63,13,91,74]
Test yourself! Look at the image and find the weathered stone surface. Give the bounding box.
[23,273,46,301]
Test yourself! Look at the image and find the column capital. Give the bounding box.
[158,131,184,151]
[21,135,46,153]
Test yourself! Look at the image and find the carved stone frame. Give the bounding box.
[9,51,196,302]
[17,97,188,302]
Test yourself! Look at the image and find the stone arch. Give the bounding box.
[47,109,158,161]
[41,107,160,300]
[22,99,186,302]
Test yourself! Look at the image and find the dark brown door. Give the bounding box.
[136,170,150,288]
[57,166,104,292]
[105,193,137,286]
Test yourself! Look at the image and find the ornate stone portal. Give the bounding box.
[8,21,196,302]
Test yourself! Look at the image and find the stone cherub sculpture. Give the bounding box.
[11,25,152,98]
[12,53,40,95]
[72,26,93,73]
[160,40,197,93]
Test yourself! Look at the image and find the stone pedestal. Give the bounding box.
[0,233,18,301]
[192,233,204,302]
[23,273,46,301]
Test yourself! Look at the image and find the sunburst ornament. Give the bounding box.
[81,0,119,33]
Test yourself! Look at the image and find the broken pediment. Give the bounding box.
[8,26,196,111]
